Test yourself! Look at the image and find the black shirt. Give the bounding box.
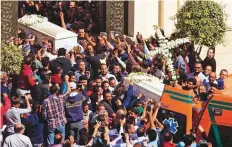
[86,54,106,77]
[202,57,216,72]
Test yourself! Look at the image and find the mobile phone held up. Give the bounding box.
[100,32,107,37]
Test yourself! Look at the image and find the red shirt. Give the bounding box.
[18,64,36,90]
[0,95,11,128]
[163,142,176,147]
[51,74,62,85]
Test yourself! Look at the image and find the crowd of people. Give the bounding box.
[1,1,230,147]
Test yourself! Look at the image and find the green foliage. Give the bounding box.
[173,0,227,47]
[0,43,24,75]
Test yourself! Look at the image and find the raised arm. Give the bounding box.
[150,102,161,129]
[114,50,126,69]
[103,37,114,51]
[122,80,134,107]
[59,12,66,29]
[18,94,32,114]
[85,33,96,47]
[126,42,139,66]
[86,122,101,146]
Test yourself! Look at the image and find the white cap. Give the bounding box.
[69,82,76,90]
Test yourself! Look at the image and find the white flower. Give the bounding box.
[129,72,159,83]
[18,14,48,26]
[166,59,173,65]
[156,28,165,40]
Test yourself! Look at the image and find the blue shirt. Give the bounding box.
[21,112,44,144]
[174,55,186,73]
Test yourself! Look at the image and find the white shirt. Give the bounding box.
[187,72,208,85]
[100,73,118,83]
[5,107,31,133]
[83,110,93,121]
[45,52,57,61]
[3,133,32,147]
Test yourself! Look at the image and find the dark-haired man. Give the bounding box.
[86,53,106,78]
[100,90,116,117]
[202,48,216,72]
[100,64,117,82]
[21,103,44,146]
[42,75,70,144]
[74,60,86,81]
[17,56,36,97]
[112,63,124,82]
[187,62,208,86]
[5,95,31,136]
[50,48,72,75]
[173,48,186,75]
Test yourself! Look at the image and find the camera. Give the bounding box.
[98,127,105,133]
[77,84,83,90]
[114,32,121,37]
[120,114,126,120]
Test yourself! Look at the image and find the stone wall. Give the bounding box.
[106,1,124,34]
[1,1,18,42]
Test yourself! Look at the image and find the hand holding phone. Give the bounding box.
[100,32,107,37]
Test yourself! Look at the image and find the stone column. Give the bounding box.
[106,1,124,34]
[158,0,164,29]
[177,0,181,11]
[1,1,18,42]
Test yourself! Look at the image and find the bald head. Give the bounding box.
[209,72,216,83]
[14,123,25,133]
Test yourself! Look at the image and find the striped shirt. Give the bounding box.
[42,93,68,129]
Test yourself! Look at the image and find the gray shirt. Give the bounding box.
[3,133,32,147]
[4,107,31,133]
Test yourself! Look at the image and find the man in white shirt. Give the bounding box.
[82,102,93,122]
[187,62,208,85]
[99,64,118,82]
[4,95,31,136]
[203,65,212,79]
[3,123,32,147]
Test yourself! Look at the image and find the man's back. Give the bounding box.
[21,113,44,145]
[5,107,31,134]
[42,95,67,129]
[18,64,36,90]
[50,57,71,75]
[65,92,85,122]
[3,133,32,147]
[86,54,106,77]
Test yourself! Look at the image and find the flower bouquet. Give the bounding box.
[128,72,160,83]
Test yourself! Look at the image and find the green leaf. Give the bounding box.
[0,43,24,74]
[171,0,227,47]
